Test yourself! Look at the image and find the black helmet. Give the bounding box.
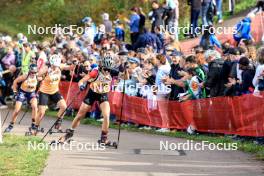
[29,64,38,73]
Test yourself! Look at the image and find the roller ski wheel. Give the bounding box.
[98,140,118,149]
[50,138,74,145]
[29,127,45,133]
[4,124,14,133]
[25,131,33,136]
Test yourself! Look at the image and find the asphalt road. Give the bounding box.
[1,109,263,176]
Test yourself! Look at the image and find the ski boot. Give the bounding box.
[50,129,74,145]
[98,131,118,149]
[4,122,14,133]
[51,118,64,134]
[25,124,44,136]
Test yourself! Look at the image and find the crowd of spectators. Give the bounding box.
[0,0,263,143]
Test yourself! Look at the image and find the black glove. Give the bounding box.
[79,84,86,91]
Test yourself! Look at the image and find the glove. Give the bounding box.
[13,92,18,100]
[79,84,86,91]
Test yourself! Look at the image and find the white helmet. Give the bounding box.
[50,54,61,67]
[101,55,114,69]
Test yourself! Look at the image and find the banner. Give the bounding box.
[59,82,264,137]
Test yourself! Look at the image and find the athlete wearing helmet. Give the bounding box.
[58,55,115,144]
[33,54,74,135]
[4,64,39,133]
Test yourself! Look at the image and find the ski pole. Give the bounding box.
[40,90,82,142]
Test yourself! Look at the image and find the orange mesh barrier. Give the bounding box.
[59,82,264,137]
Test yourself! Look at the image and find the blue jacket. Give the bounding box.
[233,17,252,42]
[133,32,163,52]
[115,27,125,41]
[129,14,140,33]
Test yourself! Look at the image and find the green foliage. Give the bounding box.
[0,0,258,40]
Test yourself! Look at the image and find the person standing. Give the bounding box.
[188,0,202,38]
[125,7,140,45]
[201,0,212,27]
[215,0,223,23]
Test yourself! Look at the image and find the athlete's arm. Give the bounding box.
[78,69,98,87]
[12,75,27,93]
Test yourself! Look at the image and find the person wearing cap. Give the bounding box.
[225,57,255,95]
[163,50,184,100]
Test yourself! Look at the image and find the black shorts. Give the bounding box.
[38,91,64,106]
[83,89,108,106]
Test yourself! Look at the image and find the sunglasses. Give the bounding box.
[103,67,111,72]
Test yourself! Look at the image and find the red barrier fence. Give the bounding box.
[59,82,264,137]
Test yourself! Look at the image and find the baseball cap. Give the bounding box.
[128,57,140,64]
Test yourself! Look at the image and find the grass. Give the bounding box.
[0,135,49,176]
[46,110,264,161]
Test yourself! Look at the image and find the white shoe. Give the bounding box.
[156,128,170,133]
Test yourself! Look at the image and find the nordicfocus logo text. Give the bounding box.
[28,141,106,151]
[160,140,238,151]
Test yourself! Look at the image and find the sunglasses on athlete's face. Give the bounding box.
[103,67,111,72]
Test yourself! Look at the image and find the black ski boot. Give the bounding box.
[54,118,63,132]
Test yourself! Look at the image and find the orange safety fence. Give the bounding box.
[59,82,264,137]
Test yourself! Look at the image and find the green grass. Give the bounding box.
[0,135,49,176]
[46,110,264,161]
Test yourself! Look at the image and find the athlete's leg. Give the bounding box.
[30,98,38,124]
[99,101,110,143]
[11,101,23,123]
[71,103,91,129]
[4,101,22,132]
[100,101,110,132]
[59,103,91,142]
[57,99,67,119]
[36,105,47,126]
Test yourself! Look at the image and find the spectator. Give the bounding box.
[126,7,140,45]
[226,57,255,95]
[229,0,235,15]
[164,50,184,100]
[21,43,35,74]
[102,13,113,34]
[216,0,223,23]
[204,49,225,97]
[200,25,221,50]
[36,44,47,71]
[201,0,213,26]
[133,28,162,52]
[149,1,165,33]
[252,47,264,94]
[188,0,202,38]
[233,13,255,45]
[1,45,15,70]
[138,7,146,33]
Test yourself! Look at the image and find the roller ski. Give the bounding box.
[48,118,65,135]
[25,124,44,136]
[98,131,118,149]
[50,129,74,145]
[4,123,14,133]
